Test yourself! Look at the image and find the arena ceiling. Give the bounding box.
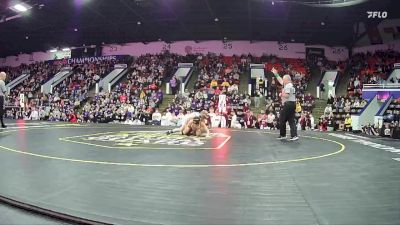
[0,0,399,57]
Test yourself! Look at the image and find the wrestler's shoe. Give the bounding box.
[276,136,286,140]
[166,130,172,135]
[288,136,299,141]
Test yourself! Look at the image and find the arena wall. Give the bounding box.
[3,39,399,68]
[353,40,400,54]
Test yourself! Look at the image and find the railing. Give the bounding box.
[316,70,338,99]
[363,83,400,89]
[106,68,127,93]
[249,64,265,96]
[165,63,193,94]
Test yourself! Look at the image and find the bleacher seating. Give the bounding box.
[347,50,400,97]
[383,98,400,123]
[78,53,194,123]
[329,96,368,130]
[7,62,60,108]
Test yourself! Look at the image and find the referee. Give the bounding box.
[0,72,7,128]
[271,68,298,141]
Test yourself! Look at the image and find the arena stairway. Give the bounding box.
[158,94,175,112]
[313,99,327,120]
[250,104,265,116]
[156,68,199,112]
[335,70,352,97]
[185,68,199,92]
[87,86,98,98]
[305,65,324,96]
[239,70,250,94]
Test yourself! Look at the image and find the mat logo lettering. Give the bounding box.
[60,131,231,149]
[84,132,207,147]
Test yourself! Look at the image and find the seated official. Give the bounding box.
[344,114,352,132]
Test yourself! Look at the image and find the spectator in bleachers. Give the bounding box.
[169,76,179,95]
[266,111,277,130]
[318,116,328,132]
[29,107,40,120]
[362,123,379,136]
[383,124,392,137]
[151,109,162,125]
[324,104,333,116]
[344,99,352,113]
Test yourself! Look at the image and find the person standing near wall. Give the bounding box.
[0,72,8,128]
[254,90,261,108]
[271,68,298,141]
[169,76,178,95]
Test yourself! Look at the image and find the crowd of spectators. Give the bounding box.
[260,56,316,130]
[165,91,255,129]
[369,98,400,139]
[163,54,250,128]
[1,64,33,82]
[72,53,193,124]
[2,52,317,131]
[308,55,346,74]
[11,60,118,121]
[4,58,123,121]
[309,50,399,133]
[6,51,396,138]
[161,54,317,130]
[346,50,400,97]
[317,95,368,132]
[261,55,310,97]
[4,62,60,116]
[192,54,243,95]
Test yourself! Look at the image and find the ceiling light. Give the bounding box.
[49,49,57,53]
[13,4,28,12]
[62,48,70,51]
[291,38,295,42]
[321,21,325,26]
[25,36,29,39]
[137,21,141,25]
[74,28,78,32]
[10,3,32,12]
[214,18,219,22]
[272,1,275,5]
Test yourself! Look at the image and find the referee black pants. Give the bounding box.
[0,96,5,126]
[279,101,297,138]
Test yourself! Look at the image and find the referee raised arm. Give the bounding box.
[271,68,298,141]
[0,72,8,128]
